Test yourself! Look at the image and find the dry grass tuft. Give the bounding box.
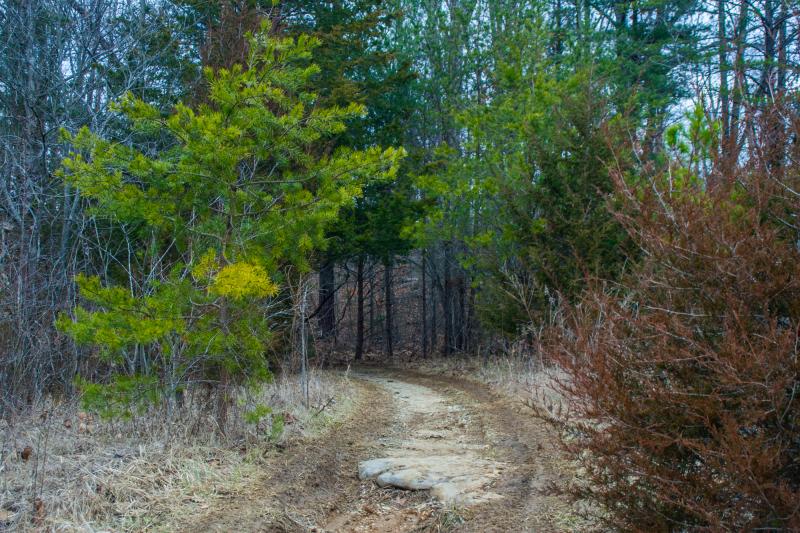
[0,369,355,531]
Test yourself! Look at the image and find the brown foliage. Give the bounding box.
[201,1,275,72]
[541,105,800,530]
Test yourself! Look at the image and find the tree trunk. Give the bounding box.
[777,0,787,93]
[456,273,466,352]
[430,274,438,354]
[368,263,375,352]
[554,0,564,57]
[318,258,336,339]
[466,286,473,354]
[718,0,730,138]
[216,298,230,434]
[727,0,749,181]
[355,255,365,361]
[761,0,776,98]
[216,367,229,434]
[421,251,428,358]
[300,283,309,408]
[384,258,394,358]
[442,244,453,355]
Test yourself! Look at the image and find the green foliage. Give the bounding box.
[58,29,403,419]
[243,404,284,440]
[76,374,161,420]
[403,0,702,337]
[665,103,721,184]
[56,273,188,360]
[608,0,700,109]
[268,413,285,441]
[414,64,634,335]
[243,403,272,425]
[279,0,419,266]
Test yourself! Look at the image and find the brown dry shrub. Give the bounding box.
[540,106,800,530]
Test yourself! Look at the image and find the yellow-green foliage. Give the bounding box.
[211,263,278,300]
[56,274,187,360]
[57,28,404,417]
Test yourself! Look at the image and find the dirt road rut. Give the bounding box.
[183,368,569,532]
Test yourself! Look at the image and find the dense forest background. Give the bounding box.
[2,0,800,529]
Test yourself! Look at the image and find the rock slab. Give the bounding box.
[356,376,505,505]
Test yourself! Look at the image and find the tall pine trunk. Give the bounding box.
[368,265,375,352]
[442,243,453,355]
[216,300,230,434]
[421,251,428,357]
[384,258,393,358]
[456,272,466,352]
[430,274,438,354]
[717,0,732,181]
[355,255,365,361]
[318,258,336,339]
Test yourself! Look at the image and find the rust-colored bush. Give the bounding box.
[542,107,800,530]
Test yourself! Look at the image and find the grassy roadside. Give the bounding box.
[0,369,359,531]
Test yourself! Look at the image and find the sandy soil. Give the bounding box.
[180,367,575,532]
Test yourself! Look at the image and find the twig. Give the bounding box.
[311,396,335,418]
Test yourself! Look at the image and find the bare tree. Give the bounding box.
[0,0,201,410]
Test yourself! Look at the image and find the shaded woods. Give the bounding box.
[2,0,800,530]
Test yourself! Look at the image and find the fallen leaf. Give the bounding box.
[32,498,44,526]
[20,446,32,462]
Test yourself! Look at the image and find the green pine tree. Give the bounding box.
[56,29,403,426]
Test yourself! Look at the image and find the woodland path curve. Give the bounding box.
[182,366,569,532]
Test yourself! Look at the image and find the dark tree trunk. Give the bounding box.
[716,0,738,182]
[368,263,375,352]
[718,0,730,138]
[318,259,336,339]
[355,255,365,361]
[456,273,467,352]
[727,0,748,178]
[442,244,453,355]
[384,258,394,358]
[761,0,775,97]
[430,274,438,354]
[554,0,564,57]
[216,300,231,434]
[467,282,476,353]
[761,0,785,172]
[421,251,428,357]
[777,0,787,92]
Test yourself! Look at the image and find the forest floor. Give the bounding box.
[181,365,586,532]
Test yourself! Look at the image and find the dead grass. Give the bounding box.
[0,369,356,531]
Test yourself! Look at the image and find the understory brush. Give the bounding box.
[537,105,800,529]
[0,369,353,531]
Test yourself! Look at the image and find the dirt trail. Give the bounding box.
[182,368,570,532]
[355,374,505,505]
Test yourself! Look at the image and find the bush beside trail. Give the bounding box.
[541,107,800,530]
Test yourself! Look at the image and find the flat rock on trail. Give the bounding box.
[182,368,569,532]
[355,375,505,505]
